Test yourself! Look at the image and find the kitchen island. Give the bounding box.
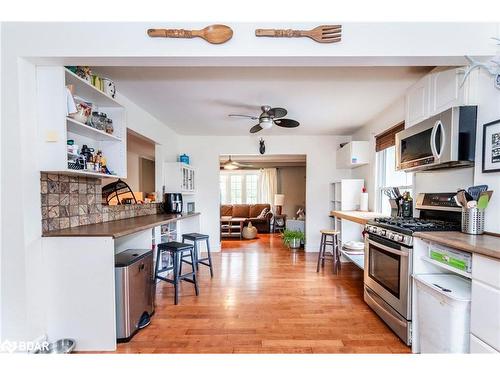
[41,212,201,351]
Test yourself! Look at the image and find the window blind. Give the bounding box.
[375,121,405,152]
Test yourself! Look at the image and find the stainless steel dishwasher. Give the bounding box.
[115,248,155,341]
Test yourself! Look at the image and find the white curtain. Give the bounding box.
[259,168,277,207]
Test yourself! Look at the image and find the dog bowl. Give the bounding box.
[33,338,75,354]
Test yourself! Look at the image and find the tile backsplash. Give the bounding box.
[41,173,161,233]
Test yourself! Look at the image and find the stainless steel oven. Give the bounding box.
[364,234,412,344]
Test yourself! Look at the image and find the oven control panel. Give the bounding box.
[365,224,413,247]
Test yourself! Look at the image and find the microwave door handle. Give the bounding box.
[367,239,408,257]
[430,120,445,159]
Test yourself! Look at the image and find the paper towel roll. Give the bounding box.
[360,192,369,211]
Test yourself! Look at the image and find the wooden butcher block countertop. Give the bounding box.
[329,210,386,226]
[414,231,500,260]
[42,212,200,239]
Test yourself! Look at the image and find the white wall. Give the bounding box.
[113,93,179,196]
[179,135,351,251]
[473,69,500,233]
[351,97,405,211]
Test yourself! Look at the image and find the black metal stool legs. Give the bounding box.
[173,251,179,305]
[190,248,199,296]
[182,234,214,278]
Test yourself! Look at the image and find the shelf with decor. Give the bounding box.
[66,117,122,142]
[36,66,127,179]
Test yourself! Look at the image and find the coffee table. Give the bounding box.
[220,216,246,239]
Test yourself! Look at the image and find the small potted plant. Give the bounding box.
[282,229,304,250]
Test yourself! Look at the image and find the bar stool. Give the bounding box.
[155,241,199,305]
[181,233,214,278]
[316,229,341,273]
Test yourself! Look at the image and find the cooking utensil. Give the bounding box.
[393,187,402,199]
[456,190,468,207]
[383,188,394,199]
[147,24,233,44]
[466,200,477,209]
[477,193,489,210]
[255,25,342,43]
[467,185,488,201]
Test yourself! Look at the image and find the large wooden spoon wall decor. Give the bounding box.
[147,24,233,44]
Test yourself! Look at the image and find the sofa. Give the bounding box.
[220,204,273,233]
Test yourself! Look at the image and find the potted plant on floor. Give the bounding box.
[282,229,304,251]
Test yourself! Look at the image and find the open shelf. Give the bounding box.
[65,69,122,108]
[66,117,122,142]
[421,256,472,279]
[340,250,364,270]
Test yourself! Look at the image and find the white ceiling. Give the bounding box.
[97,66,431,136]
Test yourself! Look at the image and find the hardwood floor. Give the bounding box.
[114,233,411,354]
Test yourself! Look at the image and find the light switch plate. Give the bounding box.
[45,130,59,142]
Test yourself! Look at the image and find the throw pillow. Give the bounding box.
[257,207,269,218]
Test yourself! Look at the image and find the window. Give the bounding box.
[246,175,259,204]
[220,171,261,204]
[230,175,243,204]
[377,146,413,216]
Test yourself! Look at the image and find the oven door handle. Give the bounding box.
[367,239,409,257]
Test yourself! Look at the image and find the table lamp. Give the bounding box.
[274,194,285,215]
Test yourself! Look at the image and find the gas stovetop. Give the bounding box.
[366,217,461,247]
[371,217,461,233]
[365,193,462,247]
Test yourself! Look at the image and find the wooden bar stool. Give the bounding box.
[316,229,341,273]
[181,233,214,278]
[155,241,199,305]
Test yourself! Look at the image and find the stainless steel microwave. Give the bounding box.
[395,106,477,172]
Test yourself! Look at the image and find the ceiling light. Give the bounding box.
[223,163,238,170]
[260,117,273,130]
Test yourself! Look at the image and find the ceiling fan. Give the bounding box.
[220,156,254,170]
[229,105,300,133]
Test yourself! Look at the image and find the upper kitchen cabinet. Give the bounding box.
[163,162,195,194]
[336,141,369,169]
[405,67,479,128]
[405,75,431,128]
[36,66,127,178]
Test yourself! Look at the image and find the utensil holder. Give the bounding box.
[461,208,485,235]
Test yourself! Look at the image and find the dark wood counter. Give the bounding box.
[414,231,500,260]
[42,212,200,239]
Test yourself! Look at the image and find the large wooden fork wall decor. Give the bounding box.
[255,25,342,43]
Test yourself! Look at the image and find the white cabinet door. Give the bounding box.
[470,334,499,353]
[471,279,500,351]
[405,76,430,128]
[431,68,465,115]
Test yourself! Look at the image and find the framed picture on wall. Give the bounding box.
[482,119,500,173]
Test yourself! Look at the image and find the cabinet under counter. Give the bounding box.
[41,213,201,351]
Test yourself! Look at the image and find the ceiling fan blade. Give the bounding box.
[274,118,300,128]
[229,114,259,120]
[268,107,287,118]
[250,124,263,133]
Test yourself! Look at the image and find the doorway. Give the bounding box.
[218,154,306,250]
